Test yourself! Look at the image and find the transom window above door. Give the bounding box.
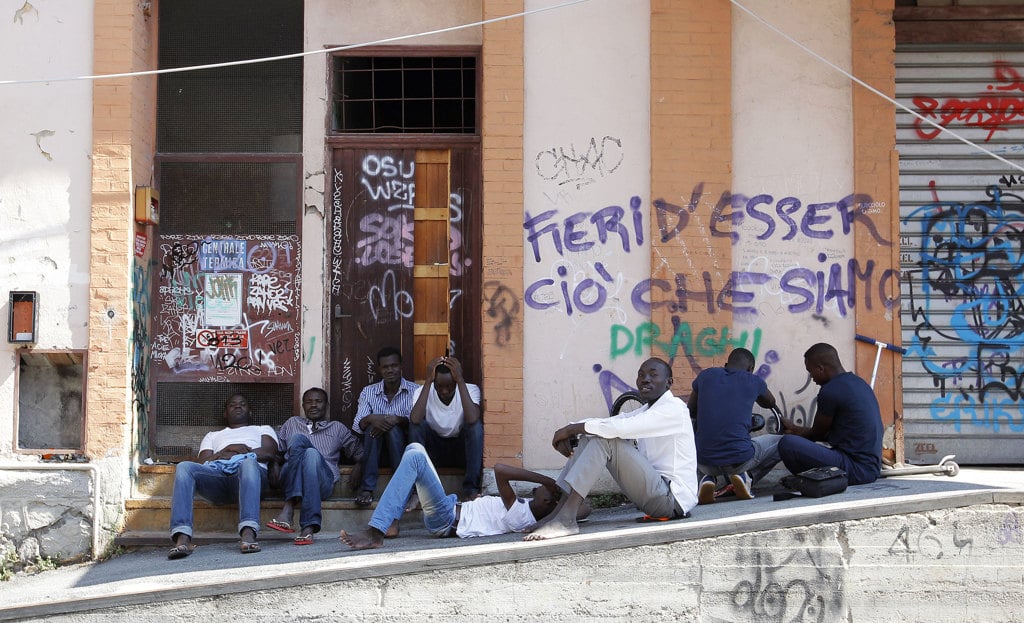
[331,52,478,134]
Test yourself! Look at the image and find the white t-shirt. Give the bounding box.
[199,425,278,470]
[456,496,536,538]
[411,382,482,438]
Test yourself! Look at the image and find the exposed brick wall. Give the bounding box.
[851,0,899,428]
[650,0,734,391]
[480,0,525,466]
[87,0,156,459]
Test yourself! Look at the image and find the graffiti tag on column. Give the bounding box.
[534,135,623,189]
[484,281,521,347]
[913,61,1024,142]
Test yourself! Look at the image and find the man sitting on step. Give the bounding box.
[167,392,279,559]
[265,387,364,545]
[408,355,484,502]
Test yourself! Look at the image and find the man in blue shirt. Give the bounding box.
[778,342,883,485]
[352,346,420,507]
[688,348,781,504]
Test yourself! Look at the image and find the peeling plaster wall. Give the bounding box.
[0,0,94,456]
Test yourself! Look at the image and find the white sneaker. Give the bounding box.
[729,472,755,500]
[698,475,717,505]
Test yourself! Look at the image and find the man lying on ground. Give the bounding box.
[340,443,588,549]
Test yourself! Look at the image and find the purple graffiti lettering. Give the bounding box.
[525,262,616,316]
[523,197,644,263]
[655,183,702,243]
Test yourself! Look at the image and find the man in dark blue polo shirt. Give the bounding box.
[688,348,781,504]
[778,342,883,485]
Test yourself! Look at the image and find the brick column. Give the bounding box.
[851,0,899,428]
[87,0,156,459]
[481,0,526,466]
[650,0,734,388]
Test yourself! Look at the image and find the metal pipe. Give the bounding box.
[0,462,101,560]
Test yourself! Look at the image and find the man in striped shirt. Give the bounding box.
[352,346,421,507]
[266,387,364,544]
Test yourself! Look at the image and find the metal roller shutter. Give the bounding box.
[897,45,1024,464]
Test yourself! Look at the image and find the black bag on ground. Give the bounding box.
[777,466,848,499]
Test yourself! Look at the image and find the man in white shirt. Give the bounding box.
[409,355,483,501]
[524,357,697,541]
[167,393,279,559]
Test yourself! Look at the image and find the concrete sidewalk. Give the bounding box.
[2,467,1022,621]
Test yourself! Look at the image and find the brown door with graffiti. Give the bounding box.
[328,144,481,427]
[149,157,303,458]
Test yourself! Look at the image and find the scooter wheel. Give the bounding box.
[941,460,960,477]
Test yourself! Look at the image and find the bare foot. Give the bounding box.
[340,528,385,550]
[405,493,421,512]
[384,520,400,538]
[523,515,579,541]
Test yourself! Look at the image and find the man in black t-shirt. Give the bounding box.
[777,343,883,485]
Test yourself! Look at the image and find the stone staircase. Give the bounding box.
[116,464,467,546]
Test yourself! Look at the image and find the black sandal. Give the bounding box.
[355,490,374,507]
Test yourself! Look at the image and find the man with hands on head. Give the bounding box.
[409,355,484,501]
[524,357,698,541]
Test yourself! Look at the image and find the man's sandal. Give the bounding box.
[240,541,261,554]
[167,543,196,559]
[293,534,313,546]
[355,490,374,508]
[265,519,294,533]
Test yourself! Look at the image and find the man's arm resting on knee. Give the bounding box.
[551,423,587,457]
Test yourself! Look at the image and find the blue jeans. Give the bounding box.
[699,434,783,485]
[368,443,457,537]
[359,425,407,493]
[777,435,879,485]
[169,456,267,540]
[280,434,335,533]
[408,419,484,490]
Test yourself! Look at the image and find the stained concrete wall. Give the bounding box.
[32,504,1024,622]
[0,0,94,455]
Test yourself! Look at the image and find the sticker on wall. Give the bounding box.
[134,233,148,258]
[203,273,242,326]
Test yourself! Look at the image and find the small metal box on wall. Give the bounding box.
[8,291,38,343]
[135,186,159,225]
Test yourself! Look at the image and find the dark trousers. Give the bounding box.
[408,419,484,491]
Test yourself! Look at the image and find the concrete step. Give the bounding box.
[120,463,467,544]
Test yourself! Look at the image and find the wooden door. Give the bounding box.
[328,145,480,427]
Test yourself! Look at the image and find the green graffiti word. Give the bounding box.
[610,321,761,361]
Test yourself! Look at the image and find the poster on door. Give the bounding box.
[152,234,301,383]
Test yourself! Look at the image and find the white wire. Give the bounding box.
[730,0,1024,176]
[0,0,590,86]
